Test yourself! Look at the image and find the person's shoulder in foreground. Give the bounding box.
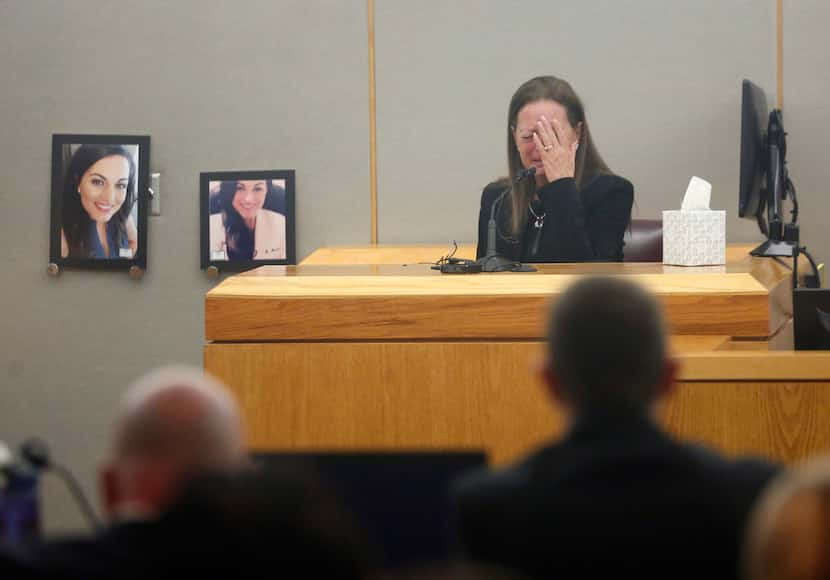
[1,547,45,580]
[452,416,780,533]
[451,439,780,580]
[147,467,374,580]
[744,454,830,580]
[449,275,781,579]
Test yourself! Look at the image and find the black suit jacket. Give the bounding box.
[0,547,44,580]
[476,174,633,262]
[26,493,370,580]
[24,521,164,580]
[450,414,780,580]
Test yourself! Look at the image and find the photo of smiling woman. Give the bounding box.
[60,144,138,259]
[209,178,287,261]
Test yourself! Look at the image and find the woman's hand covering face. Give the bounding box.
[532,115,578,184]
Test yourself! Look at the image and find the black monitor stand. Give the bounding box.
[750,217,798,258]
[750,239,796,258]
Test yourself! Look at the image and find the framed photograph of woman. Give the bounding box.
[49,134,150,270]
[200,170,296,270]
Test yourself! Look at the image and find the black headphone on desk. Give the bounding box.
[430,257,482,274]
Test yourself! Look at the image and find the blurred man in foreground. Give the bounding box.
[451,276,781,580]
[29,365,246,579]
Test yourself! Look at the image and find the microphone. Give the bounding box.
[1,438,101,533]
[477,167,537,272]
[0,441,32,484]
[516,166,537,182]
[0,441,18,482]
[0,442,13,471]
[18,437,102,532]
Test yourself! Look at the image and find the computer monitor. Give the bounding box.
[253,450,486,568]
[738,79,796,257]
[794,288,830,349]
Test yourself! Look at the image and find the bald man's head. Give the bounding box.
[101,365,245,519]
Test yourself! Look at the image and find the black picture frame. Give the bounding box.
[200,170,296,270]
[49,134,150,270]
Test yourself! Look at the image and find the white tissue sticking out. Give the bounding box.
[663,175,725,266]
[680,176,712,211]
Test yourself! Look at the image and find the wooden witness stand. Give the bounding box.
[204,244,830,466]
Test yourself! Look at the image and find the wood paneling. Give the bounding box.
[205,341,560,465]
[662,380,830,464]
[205,342,830,466]
[205,292,772,341]
[679,351,830,381]
[300,243,756,267]
[300,244,475,265]
[204,245,814,467]
[671,335,732,352]
[206,253,789,341]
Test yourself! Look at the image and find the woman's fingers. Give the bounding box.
[532,132,549,154]
[543,117,560,147]
[533,118,577,183]
[550,117,576,149]
[536,116,558,149]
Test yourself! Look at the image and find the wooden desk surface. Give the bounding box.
[205,245,826,466]
[300,244,476,266]
[298,244,757,266]
[206,245,792,342]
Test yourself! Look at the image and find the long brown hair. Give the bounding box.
[506,76,611,236]
[62,145,137,258]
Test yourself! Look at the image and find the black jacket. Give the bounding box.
[450,414,780,580]
[23,521,163,580]
[476,174,633,262]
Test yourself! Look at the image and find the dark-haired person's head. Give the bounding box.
[61,144,137,258]
[505,75,611,236]
[543,276,676,418]
[218,179,279,260]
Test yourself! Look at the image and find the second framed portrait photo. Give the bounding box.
[200,170,296,270]
[49,134,150,270]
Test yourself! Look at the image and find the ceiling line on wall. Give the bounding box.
[368,0,378,244]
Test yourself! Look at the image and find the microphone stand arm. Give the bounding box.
[476,168,537,273]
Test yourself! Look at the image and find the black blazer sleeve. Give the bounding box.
[535,174,633,262]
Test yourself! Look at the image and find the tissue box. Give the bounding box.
[662,210,726,266]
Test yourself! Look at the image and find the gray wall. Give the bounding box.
[1,0,827,534]
[785,0,830,264]
[0,0,369,533]
[375,0,775,245]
